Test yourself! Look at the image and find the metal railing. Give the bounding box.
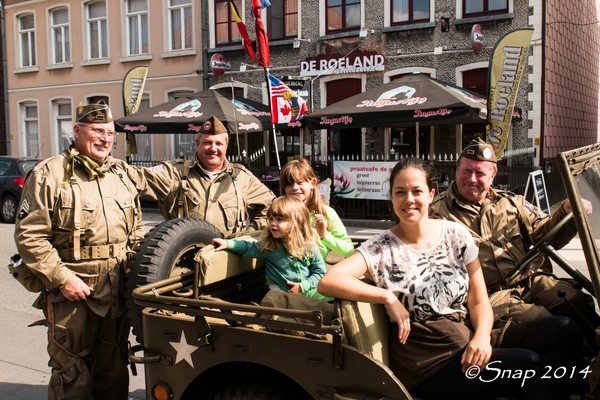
[130,151,534,222]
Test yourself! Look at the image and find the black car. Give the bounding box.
[0,156,41,223]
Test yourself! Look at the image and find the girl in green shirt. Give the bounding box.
[280,159,354,262]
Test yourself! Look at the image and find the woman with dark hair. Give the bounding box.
[318,157,584,400]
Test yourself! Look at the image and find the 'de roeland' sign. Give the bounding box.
[300,50,385,77]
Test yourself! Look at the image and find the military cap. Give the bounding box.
[461,138,498,163]
[76,100,113,123]
[198,115,227,135]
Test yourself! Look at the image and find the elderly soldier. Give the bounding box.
[431,139,599,344]
[14,101,144,399]
[130,115,275,237]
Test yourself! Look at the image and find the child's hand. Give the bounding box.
[314,214,327,239]
[286,281,301,294]
[212,238,228,251]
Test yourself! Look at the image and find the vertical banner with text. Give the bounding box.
[486,28,533,159]
[122,65,148,157]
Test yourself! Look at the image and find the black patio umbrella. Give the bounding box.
[114,89,273,134]
[303,73,488,130]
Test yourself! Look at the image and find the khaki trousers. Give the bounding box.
[43,298,129,400]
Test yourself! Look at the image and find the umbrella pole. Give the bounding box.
[415,122,420,158]
[264,67,281,170]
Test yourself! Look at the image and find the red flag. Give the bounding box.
[229,0,258,63]
[269,74,309,124]
[251,0,270,67]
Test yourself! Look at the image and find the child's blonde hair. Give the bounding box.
[279,159,331,231]
[261,195,317,259]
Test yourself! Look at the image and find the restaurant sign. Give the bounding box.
[300,50,385,77]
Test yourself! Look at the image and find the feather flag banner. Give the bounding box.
[229,0,258,62]
[251,0,270,67]
[269,74,309,124]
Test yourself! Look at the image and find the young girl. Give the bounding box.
[318,157,583,400]
[279,159,353,262]
[213,195,331,301]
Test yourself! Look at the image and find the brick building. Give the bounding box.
[2,0,599,194]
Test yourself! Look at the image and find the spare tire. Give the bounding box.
[126,218,223,344]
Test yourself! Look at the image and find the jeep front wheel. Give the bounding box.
[125,217,223,344]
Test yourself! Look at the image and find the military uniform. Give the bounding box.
[128,158,275,237]
[14,103,144,400]
[431,180,600,334]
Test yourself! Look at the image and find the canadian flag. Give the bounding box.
[269,74,309,124]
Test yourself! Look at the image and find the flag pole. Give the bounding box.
[265,67,281,170]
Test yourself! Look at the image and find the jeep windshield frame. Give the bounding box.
[557,142,600,299]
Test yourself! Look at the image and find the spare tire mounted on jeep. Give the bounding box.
[125,217,223,344]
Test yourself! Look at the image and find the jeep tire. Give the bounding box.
[126,217,223,344]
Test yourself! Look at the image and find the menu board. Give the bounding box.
[524,170,550,215]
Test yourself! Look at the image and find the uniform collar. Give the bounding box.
[448,182,494,210]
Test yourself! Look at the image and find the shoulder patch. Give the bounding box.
[18,197,30,220]
[148,164,165,173]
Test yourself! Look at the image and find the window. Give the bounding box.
[87,1,108,59]
[169,91,196,159]
[215,0,241,46]
[326,0,360,34]
[127,0,149,55]
[19,14,36,68]
[51,8,70,64]
[87,95,110,106]
[23,104,40,157]
[391,0,429,25]
[132,97,153,160]
[462,68,488,146]
[267,0,298,40]
[55,102,73,153]
[464,0,508,17]
[169,0,193,51]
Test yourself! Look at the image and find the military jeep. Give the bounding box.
[126,143,600,400]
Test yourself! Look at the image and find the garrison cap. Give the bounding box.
[461,138,497,163]
[76,100,114,123]
[198,115,227,135]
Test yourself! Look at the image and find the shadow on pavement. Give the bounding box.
[0,382,46,399]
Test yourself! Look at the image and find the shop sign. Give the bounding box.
[300,50,385,77]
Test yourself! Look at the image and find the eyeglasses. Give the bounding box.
[78,124,118,139]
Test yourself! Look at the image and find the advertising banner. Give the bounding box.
[333,161,397,200]
[486,28,533,159]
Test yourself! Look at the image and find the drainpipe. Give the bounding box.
[202,0,209,90]
[1,1,10,155]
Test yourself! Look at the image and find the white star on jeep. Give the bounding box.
[169,331,198,367]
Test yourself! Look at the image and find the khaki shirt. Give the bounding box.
[127,157,275,237]
[14,150,144,317]
[430,183,576,290]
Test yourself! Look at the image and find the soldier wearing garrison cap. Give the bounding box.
[431,139,599,349]
[128,114,275,237]
[15,100,143,399]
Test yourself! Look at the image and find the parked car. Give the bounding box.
[0,156,41,223]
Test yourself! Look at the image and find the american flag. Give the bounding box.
[269,74,309,124]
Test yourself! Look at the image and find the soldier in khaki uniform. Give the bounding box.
[431,139,600,344]
[14,102,144,400]
[127,115,275,237]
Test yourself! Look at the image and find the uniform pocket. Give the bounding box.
[48,324,92,398]
[218,195,239,231]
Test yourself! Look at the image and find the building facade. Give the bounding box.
[2,0,599,179]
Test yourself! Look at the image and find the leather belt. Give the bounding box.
[59,242,128,261]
